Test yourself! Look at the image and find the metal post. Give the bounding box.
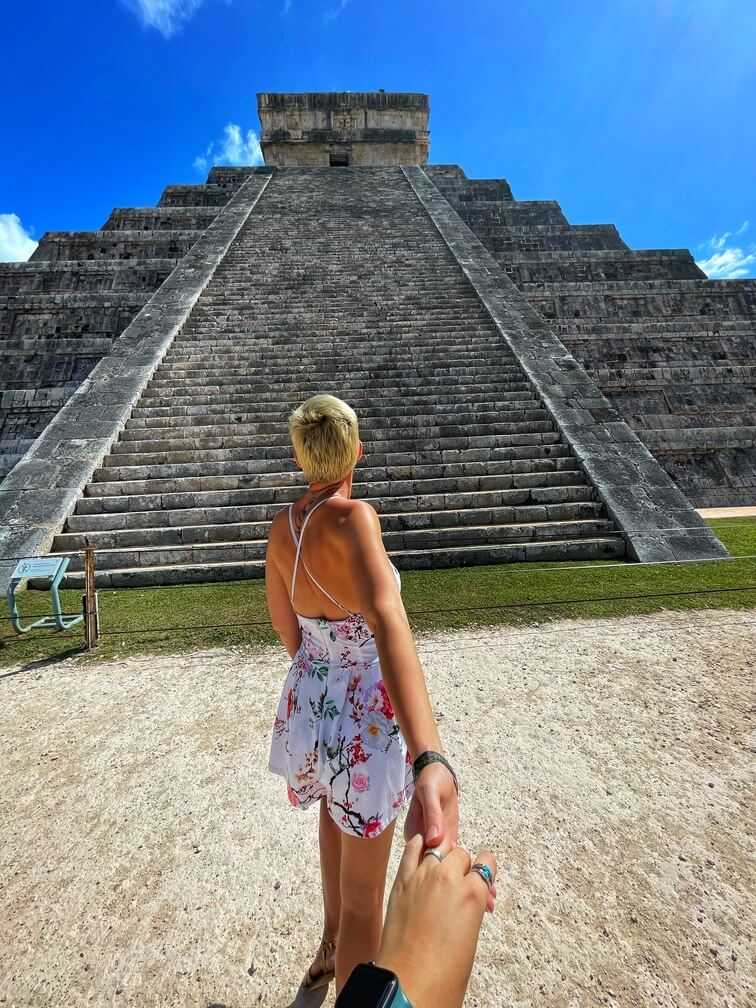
[83,548,99,651]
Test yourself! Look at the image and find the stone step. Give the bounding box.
[162,337,508,362]
[180,315,496,335]
[93,444,574,486]
[171,320,503,342]
[71,481,594,524]
[58,504,607,552]
[126,401,544,429]
[130,389,538,420]
[123,408,549,436]
[140,372,529,398]
[148,360,524,383]
[157,346,520,369]
[134,384,535,411]
[59,516,615,572]
[85,462,582,500]
[59,536,626,589]
[103,431,564,469]
[108,421,556,456]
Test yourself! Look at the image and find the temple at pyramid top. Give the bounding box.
[256,91,430,167]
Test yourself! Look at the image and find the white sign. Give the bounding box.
[11,557,67,581]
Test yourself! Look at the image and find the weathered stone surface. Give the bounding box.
[258,91,430,167]
[404,164,727,562]
[2,91,750,586]
[429,164,756,506]
[0,172,272,592]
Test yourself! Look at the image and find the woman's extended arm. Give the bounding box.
[345,501,459,848]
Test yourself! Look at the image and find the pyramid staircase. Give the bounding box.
[50,167,625,587]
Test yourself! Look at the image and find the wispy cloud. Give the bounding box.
[324,0,351,21]
[122,0,205,38]
[0,214,38,262]
[696,221,755,279]
[194,123,264,174]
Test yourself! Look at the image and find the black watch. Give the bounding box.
[335,962,414,1008]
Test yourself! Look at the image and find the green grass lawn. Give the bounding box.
[2,519,755,669]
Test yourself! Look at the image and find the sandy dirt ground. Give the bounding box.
[697,507,756,519]
[1,609,754,1008]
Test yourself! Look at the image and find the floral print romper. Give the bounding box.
[268,499,414,838]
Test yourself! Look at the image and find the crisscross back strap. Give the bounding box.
[288,500,354,616]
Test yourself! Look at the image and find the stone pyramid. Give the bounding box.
[1,91,740,589]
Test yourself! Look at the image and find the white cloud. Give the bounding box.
[122,0,205,38]
[194,123,264,174]
[0,214,38,262]
[696,221,755,279]
[696,247,756,280]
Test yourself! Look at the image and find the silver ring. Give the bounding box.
[471,863,494,891]
[423,847,444,863]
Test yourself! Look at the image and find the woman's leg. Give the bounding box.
[335,820,396,992]
[306,798,342,982]
[319,797,342,940]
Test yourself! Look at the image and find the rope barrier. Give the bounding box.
[2,615,754,655]
[3,583,756,643]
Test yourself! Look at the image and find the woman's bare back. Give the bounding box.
[270,494,386,620]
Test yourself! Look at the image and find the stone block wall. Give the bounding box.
[258,91,430,166]
[0,171,254,479]
[427,165,756,505]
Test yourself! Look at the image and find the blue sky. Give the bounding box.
[1,0,754,276]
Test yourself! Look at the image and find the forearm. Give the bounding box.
[371,607,441,760]
[275,624,302,659]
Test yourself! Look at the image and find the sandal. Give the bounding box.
[302,934,337,990]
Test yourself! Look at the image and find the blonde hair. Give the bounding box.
[289,394,360,483]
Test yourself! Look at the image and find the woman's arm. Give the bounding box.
[345,501,458,847]
[265,526,302,659]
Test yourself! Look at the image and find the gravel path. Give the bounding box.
[1,609,754,1008]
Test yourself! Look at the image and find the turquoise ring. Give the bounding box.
[471,863,494,890]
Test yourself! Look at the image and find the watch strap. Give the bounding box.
[412,750,459,794]
[388,984,414,1008]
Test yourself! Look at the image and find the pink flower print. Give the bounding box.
[348,672,362,692]
[287,785,300,808]
[367,682,394,719]
[377,681,394,718]
[286,688,297,720]
[363,816,382,838]
[352,772,370,793]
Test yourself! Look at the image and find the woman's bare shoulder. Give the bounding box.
[328,497,382,547]
[329,496,379,522]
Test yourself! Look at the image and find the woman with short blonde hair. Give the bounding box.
[266,393,459,994]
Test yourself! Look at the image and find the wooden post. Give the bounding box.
[83,548,99,651]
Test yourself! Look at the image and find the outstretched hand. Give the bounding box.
[376,834,497,1008]
[404,761,459,851]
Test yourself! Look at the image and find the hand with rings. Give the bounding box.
[375,834,497,1008]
